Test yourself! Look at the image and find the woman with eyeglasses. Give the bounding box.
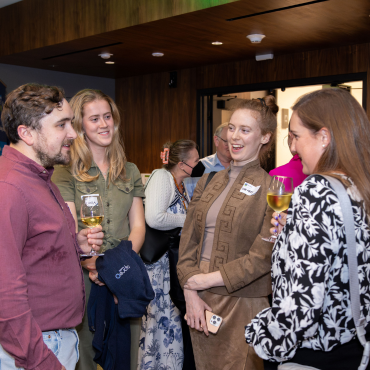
[138,140,199,370]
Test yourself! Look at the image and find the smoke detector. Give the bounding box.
[99,53,113,59]
[246,34,265,43]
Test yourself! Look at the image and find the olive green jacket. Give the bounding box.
[52,162,145,252]
[177,160,274,298]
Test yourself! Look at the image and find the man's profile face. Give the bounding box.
[215,126,232,161]
[32,99,77,168]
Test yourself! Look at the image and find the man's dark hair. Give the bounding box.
[1,83,65,144]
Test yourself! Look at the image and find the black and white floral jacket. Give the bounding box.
[245,175,370,362]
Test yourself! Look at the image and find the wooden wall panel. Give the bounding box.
[116,68,197,173]
[116,42,370,173]
[196,44,370,90]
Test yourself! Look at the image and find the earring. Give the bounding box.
[322,144,325,148]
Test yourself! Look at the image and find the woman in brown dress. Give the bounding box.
[177,97,278,370]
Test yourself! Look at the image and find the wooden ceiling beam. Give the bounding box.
[0,0,239,56]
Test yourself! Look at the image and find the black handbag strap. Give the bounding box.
[307,174,370,370]
[322,175,370,370]
[204,171,217,189]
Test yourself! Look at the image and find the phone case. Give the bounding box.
[205,310,223,334]
[184,311,223,334]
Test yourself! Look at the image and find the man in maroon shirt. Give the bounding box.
[0,84,104,370]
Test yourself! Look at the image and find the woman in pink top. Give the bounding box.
[269,132,307,187]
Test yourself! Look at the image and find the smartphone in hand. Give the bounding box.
[184,310,223,334]
[205,310,223,334]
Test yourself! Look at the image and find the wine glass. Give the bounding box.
[262,176,293,243]
[80,194,105,257]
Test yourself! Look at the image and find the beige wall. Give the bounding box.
[275,82,363,167]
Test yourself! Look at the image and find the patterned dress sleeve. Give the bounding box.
[245,175,343,362]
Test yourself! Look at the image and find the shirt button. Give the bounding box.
[126,187,129,191]
[107,220,110,224]
[107,202,109,207]
[43,170,46,174]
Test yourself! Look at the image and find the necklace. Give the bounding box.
[171,173,188,211]
[98,166,109,177]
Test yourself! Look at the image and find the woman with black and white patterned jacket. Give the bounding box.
[245,88,370,370]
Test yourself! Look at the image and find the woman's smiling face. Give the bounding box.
[227,109,271,164]
[82,99,114,151]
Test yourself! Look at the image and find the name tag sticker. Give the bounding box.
[240,182,260,196]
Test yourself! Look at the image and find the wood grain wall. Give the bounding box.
[116,68,197,173]
[116,42,370,173]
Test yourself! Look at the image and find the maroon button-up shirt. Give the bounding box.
[0,146,85,370]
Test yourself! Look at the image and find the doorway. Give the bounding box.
[197,73,366,172]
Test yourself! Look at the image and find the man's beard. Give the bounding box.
[34,139,73,168]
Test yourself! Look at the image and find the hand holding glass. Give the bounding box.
[80,194,105,257]
[262,176,293,243]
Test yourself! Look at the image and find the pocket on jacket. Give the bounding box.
[76,184,98,195]
[116,182,133,194]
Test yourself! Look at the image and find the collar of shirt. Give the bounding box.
[201,153,225,170]
[3,145,55,182]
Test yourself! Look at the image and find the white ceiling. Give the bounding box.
[0,0,22,9]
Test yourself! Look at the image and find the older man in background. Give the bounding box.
[185,122,232,199]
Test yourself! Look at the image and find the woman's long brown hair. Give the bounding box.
[292,88,370,214]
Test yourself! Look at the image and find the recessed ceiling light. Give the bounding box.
[152,52,164,57]
[105,61,115,64]
[99,53,113,59]
[212,41,223,45]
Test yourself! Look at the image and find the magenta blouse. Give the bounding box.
[269,154,307,188]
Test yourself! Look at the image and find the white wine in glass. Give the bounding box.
[262,176,293,243]
[80,194,105,257]
[81,215,104,228]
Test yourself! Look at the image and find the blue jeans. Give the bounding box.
[0,329,79,370]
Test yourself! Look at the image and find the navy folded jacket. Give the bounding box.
[88,240,155,370]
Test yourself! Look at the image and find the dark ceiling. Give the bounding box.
[1,0,370,79]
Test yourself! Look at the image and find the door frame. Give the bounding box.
[196,72,367,157]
